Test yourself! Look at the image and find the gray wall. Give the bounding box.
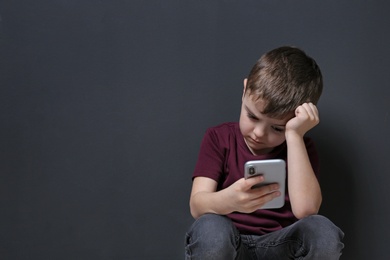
[1,1,389,259]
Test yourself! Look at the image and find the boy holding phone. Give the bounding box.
[185,46,344,259]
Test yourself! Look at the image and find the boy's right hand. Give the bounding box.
[225,176,281,213]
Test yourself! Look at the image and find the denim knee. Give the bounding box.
[185,214,241,259]
[296,215,344,259]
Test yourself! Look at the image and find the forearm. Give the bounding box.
[286,132,322,219]
[190,190,233,219]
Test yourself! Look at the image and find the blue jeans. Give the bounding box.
[185,214,344,260]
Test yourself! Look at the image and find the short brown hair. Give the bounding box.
[245,46,323,118]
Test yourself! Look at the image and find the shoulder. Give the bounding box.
[207,122,238,132]
[203,122,240,144]
[199,122,241,153]
[205,122,239,137]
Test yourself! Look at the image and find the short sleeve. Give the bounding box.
[192,128,226,182]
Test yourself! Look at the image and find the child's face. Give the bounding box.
[239,92,292,156]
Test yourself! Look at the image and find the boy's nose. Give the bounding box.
[253,126,266,138]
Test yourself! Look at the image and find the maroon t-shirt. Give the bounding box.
[193,122,320,235]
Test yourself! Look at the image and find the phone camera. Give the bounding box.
[249,166,255,175]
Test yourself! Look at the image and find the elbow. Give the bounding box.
[293,207,320,219]
[190,210,201,220]
[189,198,202,219]
[190,207,200,220]
[292,199,322,220]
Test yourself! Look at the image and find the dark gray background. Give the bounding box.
[1,1,389,259]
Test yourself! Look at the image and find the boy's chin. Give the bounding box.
[246,141,274,155]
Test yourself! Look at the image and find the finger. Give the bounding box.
[294,105,303,116]
[295,105,310,121]
[304,103,315,120]
[249,183,280,197]
[243,175,264,190]
[301,103,319,122]
[267,190,282,199]
[249,190,282,210]
[309,103,320,122]
[305,103,319,123]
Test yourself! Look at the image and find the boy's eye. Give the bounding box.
[247,113,258,120]
[272,126,285,133]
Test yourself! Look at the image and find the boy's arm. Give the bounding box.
[189,177,229,219]
[189,176,281,219]
[285,103,322,219]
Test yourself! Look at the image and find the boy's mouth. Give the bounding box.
[246,137,266,149]
[249,137,263,144]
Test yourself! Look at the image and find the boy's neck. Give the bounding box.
[243,138,274,156]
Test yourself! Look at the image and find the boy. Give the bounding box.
[185,46,344,259]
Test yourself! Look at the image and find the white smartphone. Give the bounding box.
[244,159,286,209]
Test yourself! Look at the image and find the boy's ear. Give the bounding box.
[242,78,248,98]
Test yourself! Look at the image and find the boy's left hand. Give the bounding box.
[285,102,319,137]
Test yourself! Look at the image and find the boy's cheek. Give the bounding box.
[239,121,252,136]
